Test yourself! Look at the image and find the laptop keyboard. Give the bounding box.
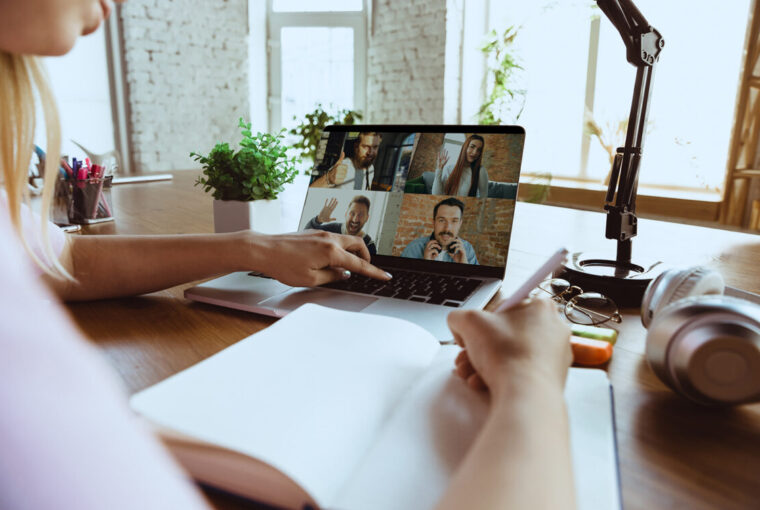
[321,270,482,307]
[248,270,483,307]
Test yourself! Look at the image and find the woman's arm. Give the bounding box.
[431,163,452,195]
[46,230,390,301]
[437,299,576,510]
[478,166,489,198]
[431,148,451,195]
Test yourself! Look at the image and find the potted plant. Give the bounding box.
[192,119,298,233]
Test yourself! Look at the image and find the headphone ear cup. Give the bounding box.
[646,296,760,405]
[641,267,725,328]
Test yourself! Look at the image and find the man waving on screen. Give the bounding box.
[305,196,377,256]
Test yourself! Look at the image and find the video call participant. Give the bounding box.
[401,197,479,264]
[305,196,377,256]
[312,132,382,190]
[432,134,489,198]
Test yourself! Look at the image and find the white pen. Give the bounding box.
[439,248,569,345]
[495,247,569,312]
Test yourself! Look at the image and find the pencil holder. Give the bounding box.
[68,175,114,224]
[53,175,73,225]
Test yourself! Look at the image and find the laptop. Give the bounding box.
[185,125,525,340]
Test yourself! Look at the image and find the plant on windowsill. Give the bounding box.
[477,25,525,125]
[191,118,299,233]
[477,26,551,204]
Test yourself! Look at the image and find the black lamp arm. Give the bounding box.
[595,0,664,263]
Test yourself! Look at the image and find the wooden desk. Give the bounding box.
[67,171,760,510]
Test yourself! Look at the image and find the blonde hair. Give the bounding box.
[0,51,68,277]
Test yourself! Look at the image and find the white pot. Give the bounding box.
[213,198,281,234]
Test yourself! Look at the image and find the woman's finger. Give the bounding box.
[310,267,352,286]
[334,234,371,261]
[341,255,390,281]
[331,249,390,281]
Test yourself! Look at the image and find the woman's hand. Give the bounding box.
[244,230,391,287]
[437,147,449,171]
[449,298,572,398]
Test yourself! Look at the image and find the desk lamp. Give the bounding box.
[556,0,666,307]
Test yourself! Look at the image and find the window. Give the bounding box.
[488,1,751,194]
[272,0,362,12]
[40,26,116,161]
[267,0,366,132]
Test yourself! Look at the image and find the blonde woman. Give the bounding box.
[0,2,575,509]
[1,9,390,300]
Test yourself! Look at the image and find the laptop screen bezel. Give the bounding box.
[305,124,526,280]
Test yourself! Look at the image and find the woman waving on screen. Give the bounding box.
[431,134,489,197]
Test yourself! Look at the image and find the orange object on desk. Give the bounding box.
[571,335,613,366]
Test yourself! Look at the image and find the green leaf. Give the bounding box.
[477,24,526,125]
[191,118,301,201]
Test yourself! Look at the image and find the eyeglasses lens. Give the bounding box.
[565,292,621,325]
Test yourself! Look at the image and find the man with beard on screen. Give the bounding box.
[313,132,382,190]
[305,195,377,256]
[401,197,479,264]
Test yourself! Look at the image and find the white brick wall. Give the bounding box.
[120,0,250,172]
[366,0,448,123]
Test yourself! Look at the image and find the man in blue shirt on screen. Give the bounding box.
[401,197,478,264]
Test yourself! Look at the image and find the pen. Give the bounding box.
[61,158,74,179]
[493,248,614,365]
[495,247,569,312]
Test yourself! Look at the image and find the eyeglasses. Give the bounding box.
[536,278,622,326]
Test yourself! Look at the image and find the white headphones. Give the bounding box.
[641,266,760,405]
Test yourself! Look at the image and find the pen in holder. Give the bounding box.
[69,175,114,224]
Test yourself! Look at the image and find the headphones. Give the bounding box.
[641,266,760,405]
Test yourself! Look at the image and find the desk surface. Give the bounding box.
[68,171,760,510]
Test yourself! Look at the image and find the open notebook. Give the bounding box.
[130,304,620,510]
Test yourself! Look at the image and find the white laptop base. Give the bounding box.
[184,272,502,341]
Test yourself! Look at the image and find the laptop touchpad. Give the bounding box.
[259,288,377,314]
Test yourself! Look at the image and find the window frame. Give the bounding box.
[486,1,752,221]
[104,10,132,174]
[504,4,749,222]
[266,0,367,131]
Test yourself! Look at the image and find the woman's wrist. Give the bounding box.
[489,360,567,404]
[228,230,271,273]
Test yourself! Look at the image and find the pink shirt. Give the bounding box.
[0,211,209,509]
[0,191,66,272]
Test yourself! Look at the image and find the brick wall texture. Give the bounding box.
[408,133,444,180]
[120,0,250,172]
[408,132,525,182]
[391,194,515,267]
[366,0,447,123]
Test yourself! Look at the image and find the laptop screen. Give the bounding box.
[297,125,525,279]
